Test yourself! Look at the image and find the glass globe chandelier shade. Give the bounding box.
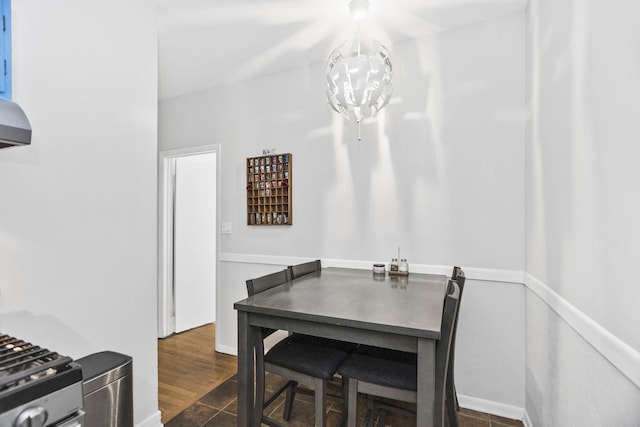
[326,39,393,127]
[325,0,393,140]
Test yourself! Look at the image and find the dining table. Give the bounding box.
[234,266,449,427]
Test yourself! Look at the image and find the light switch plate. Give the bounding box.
[221,222,232,234]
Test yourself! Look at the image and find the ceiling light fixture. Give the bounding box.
[325,0,393,141]
[349,0,369,22]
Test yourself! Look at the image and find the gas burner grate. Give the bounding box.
[0,334,84,424]
[0,334,70,392]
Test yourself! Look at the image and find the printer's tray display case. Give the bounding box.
[246,153,292,226]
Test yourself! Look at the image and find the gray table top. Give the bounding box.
[235,267,448,340]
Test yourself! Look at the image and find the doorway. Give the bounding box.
[158,145,220,339]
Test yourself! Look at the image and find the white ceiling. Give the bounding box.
[158,0,529,100]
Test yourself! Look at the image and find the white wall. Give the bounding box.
[160,13,527,413]
[525,0,640,425]
[0,1,160,426]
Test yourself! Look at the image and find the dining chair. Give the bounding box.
[447,266,466,425]
[246,268,352,427]
[337,280,461,427]
[282,259,358,422]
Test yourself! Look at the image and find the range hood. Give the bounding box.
[0,99,32,148]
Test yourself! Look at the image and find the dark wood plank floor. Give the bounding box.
[158,323,237,424]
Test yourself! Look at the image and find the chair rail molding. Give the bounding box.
[219,253,523,284]
[524,273,640,389]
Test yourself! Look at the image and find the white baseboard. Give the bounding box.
[523,410,534,427]
[216,343,238,356]
[458,394,527,424]
[136,410,163,427]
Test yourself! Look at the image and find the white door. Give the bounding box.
[173,153,217,333]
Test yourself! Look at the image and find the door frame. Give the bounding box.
[158,144,221,338]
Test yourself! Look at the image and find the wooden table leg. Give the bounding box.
[417,338,436,427]
[237,311,254,427]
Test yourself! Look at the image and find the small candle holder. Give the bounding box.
[372,263,386,276]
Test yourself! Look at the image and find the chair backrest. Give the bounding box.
[449,266,466,336]
[447,266,466,416]
[435,280,461,415]
[289,259,322,279]
[246,269,291,297]
[451,266,466,294]
[439,280,460,356]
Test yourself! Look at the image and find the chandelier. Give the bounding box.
[325,0,393,141]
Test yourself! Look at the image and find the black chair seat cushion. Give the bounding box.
[337,345,417,391]
[265,336,350,380]
[290,333,358,353]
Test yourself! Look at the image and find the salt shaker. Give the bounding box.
[399,259,408,273]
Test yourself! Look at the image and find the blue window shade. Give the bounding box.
[0,0,11,100]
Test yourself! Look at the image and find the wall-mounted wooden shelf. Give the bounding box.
[246,153,292,226]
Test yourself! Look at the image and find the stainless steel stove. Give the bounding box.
[0,334,84,427]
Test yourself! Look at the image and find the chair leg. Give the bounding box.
[446,381,458,427]
[453,384,459,411]
[446,367,460,412]
[378,408,386,426]
[366,395,374,427]
[338,376,349,427]
[314,377,327,427]
[347,378,358,427]
[283,380,298,420]
[447,404,458,427]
